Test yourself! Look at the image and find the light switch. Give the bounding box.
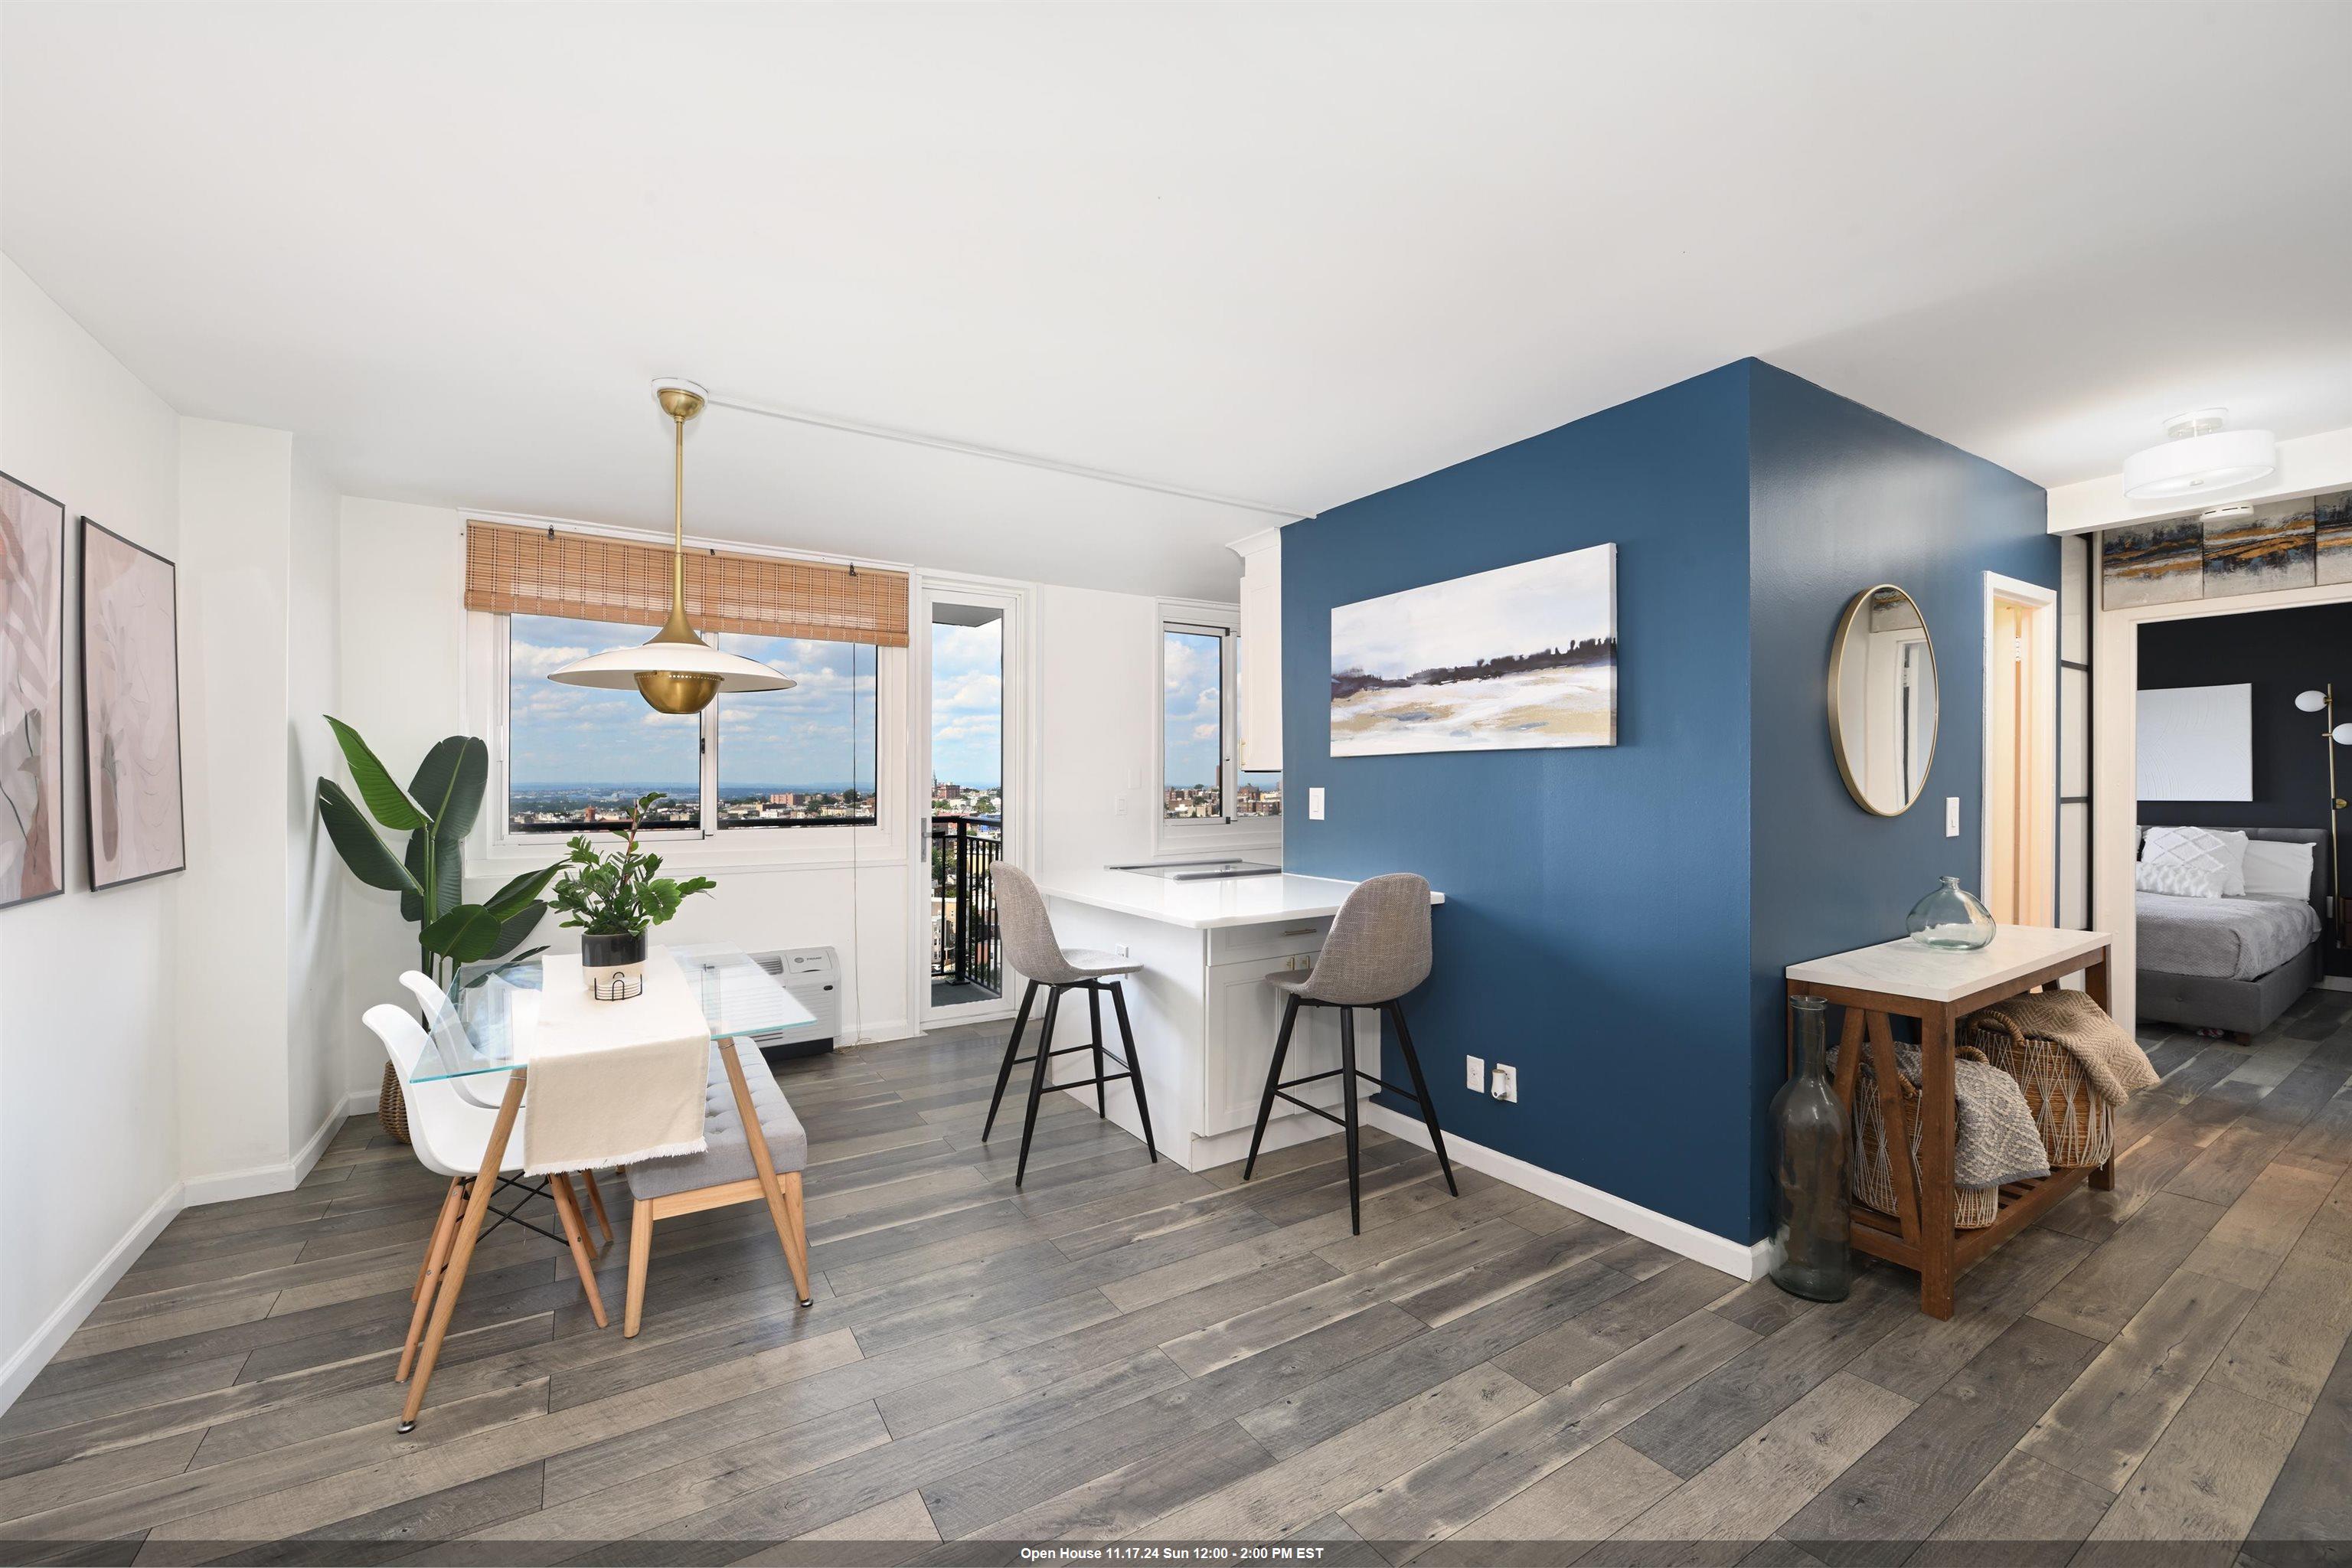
[1945,796,1961,838]
[1308,787,1326,821]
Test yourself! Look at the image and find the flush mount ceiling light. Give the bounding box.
[550,380,797,714]
[2121,408,2276,502]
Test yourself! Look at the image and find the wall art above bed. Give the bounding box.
[1329,542,1616,756]
[2102,488,2351,609]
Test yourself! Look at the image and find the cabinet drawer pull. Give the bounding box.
[1282,926,1316,936]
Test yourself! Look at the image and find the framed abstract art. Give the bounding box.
[80,517,186,888]
[0,472,66,909]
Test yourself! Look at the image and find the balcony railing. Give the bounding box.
[930,814,1003,998]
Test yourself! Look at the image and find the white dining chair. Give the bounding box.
[396,972,616,1245]
[362,990,612,1384]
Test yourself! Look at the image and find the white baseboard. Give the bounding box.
[1360,1104,1772,1282]
[851,1016,917,1045]
[181,1093,361,1208]
[0,1181,185,1417]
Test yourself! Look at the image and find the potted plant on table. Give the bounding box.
[315,719,562,1141]
[550,792,717,1000]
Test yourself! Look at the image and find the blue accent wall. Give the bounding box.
[1745,361,2054,1237]
[1282,363,1760,1241]
[1282,358,2053,1245]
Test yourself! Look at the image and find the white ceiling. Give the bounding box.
[5,3,2348,599]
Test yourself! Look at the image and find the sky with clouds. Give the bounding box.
[930,618,1001,790]
[508,614,874,790]
[1164,630,1222,791]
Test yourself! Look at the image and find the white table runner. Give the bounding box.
[521,946,712,1176]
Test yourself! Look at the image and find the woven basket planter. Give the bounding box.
[1850,1045,2000,1230]
[1968,1016,2113,1169]
[377,1062,412,1145]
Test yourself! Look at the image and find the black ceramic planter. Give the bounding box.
[582,930,649,1000]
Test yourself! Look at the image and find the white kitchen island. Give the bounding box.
[1031,869,1446,1172]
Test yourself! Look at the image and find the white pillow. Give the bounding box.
[2141,825,2248,895]
[2138,858,2226,898]
[2242,838,2317,900]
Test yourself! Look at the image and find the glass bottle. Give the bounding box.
[1906,875,1998,950]
[1771,996,1853,1302]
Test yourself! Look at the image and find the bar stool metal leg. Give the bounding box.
[1086,983,1109,1119]
[1243,995,1302,1181]
[1385,1001,1456,1196]
[1108,980,1158,1163]
[1338,1006,1363,1233]
[982,981,1040,1143]
[1015,985,1063,1187]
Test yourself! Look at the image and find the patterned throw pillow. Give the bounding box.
[2136,858,2226,898]
[2140,825,2246,896]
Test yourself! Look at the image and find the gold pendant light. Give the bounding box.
[549,380,795,714]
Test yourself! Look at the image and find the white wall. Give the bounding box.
[286,452,345,1146]
[1034,584,1159,880]
[0,258,185,1409]
[176,417,297,1185]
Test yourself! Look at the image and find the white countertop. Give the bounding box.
[1037,869,1446,930]
[1785,925,2110,1004]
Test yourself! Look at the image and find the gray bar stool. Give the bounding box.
[1242,871,1453,1233]
[981,864,1160,1184]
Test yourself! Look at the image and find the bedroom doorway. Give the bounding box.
[1984,573,2058,926]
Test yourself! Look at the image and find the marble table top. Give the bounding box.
[1785,925,2110,1004]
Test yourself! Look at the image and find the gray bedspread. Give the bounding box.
[2135,891,2318,980]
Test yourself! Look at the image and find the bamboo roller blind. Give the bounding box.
[463,521,909,647]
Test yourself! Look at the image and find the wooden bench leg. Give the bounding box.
[717,1038,815,1308]
[625,1198,653,1338]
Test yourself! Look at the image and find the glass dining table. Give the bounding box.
[397,943,816,1431]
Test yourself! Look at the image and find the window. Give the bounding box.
[714,633,877,829]
[1160,619,1280,831]
[507,614,701,832]
[503,612,877,835]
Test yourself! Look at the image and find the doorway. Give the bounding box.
[918,582,1025,1027]
[1984,573,2059,926]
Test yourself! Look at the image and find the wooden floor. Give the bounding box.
[4,993,2350,1565]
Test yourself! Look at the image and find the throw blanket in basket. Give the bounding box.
[1838,1044,2053,1189]
[1969,990,2158,1106]
[521,948,712,1177]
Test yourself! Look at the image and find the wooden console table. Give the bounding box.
[1785,925,2114,1319]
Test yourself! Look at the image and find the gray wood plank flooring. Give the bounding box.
[2,992,2349,1563]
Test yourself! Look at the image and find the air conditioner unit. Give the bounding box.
[746,947,839,1060]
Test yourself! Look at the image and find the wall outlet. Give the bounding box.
[1489,1063,1518,1102]
[1308,786,1326,821]
[1945,796,1960,838]
[1115,792,1129,817]
[1115,944,1130,958]
[1465,1055,1485,1093]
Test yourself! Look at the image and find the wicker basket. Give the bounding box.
[1968,1014,2113,1169]
[1849,1045,2000,1229]
[377,1062,412,1145]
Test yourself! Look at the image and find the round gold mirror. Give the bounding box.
[1828,584,1939,817]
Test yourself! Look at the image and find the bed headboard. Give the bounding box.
[2141,825,2331,925]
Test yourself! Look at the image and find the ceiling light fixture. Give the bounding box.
[550,380,797,714]
[2121,408,2275,502]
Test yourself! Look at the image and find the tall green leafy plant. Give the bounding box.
[315,718,559,986]
[549,792,717,936]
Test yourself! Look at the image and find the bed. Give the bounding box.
[2136,826,2328,1040]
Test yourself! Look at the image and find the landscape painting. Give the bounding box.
[0,472,65,909]
[2100,518,2203,608]
[2203,497,2315,598]
[2318,490,2352,587]
[81,518,186,888]
[1331,543,1615,756]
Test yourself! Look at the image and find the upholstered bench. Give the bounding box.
[622,1044,813,1334]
